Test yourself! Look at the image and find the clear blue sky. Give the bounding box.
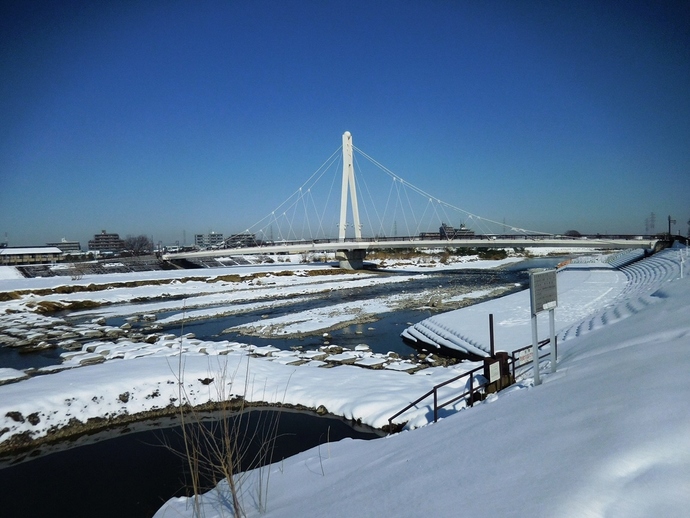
[1,1,689,247]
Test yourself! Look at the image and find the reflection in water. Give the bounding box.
[0,408,382,518]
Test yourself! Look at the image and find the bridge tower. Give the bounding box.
[336,131,366,269]
[339,131,362,241]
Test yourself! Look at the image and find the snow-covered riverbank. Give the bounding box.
[0,254,522,350]
[1,245,688,516]
[402,247,682,357]
[158,248,690,517]
[0,254,524,449]
[0,248,680,446]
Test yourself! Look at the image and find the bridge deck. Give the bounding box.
[163,236,658,261]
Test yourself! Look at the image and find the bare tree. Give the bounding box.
[123,235,153,256]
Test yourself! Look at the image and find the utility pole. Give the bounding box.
[668,215,676,236]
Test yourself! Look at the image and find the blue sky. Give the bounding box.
[1,1,689,247]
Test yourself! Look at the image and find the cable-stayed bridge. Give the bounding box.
[164,132,659,268]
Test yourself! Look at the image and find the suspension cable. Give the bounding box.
[353,145,547,235]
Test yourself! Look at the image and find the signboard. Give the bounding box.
[517,349,533,366]
[529,269,558,316]
[488,361,500,383]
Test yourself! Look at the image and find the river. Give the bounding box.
[0,257,566,516]
[0,408,383,518]
[1,258,566,370]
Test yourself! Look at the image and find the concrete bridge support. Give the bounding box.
[336,249,367,270]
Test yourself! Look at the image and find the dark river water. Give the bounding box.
[0,409,383,518]
[116,264,544,357]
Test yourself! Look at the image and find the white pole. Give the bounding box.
[681,250,684,279]
[549,308,556,373]
[531,314,540,386]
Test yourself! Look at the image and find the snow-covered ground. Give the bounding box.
[402,247,682,357]
[0,255,524,446]
[154,244,690,517]
[1,245,688,517]
[0,253,521,344]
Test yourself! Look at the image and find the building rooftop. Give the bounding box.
[0,247,63,255]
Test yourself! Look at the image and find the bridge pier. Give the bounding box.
[336,249,367,270]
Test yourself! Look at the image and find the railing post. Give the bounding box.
[489,313,495,357]
[549,308,557,374]
[469,373,474,407]
[433,388,438,422]
[531,314,540,386]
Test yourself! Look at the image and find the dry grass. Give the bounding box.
[2,268,356,314]
[172,308,290,516]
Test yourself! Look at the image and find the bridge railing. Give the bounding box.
[244,233,659,248]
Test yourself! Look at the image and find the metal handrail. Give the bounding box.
[387,364,486,431]
[388,338,558,432]
[511,338,554,379]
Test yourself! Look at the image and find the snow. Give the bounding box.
[0,261,322,292]
[153,244,690,518]
[402,247,682,356]
[0,266,25,280]
[0,246,62,256]
[227,298,393,337]
[1,246,689,517]
[0,368,27,383]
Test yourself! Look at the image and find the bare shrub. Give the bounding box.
[173,333,287,516]
[70,263,88,281]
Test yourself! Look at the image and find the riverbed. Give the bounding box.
[2,259,564,372]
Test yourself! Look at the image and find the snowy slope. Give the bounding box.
[156,249,690,518]
[402,247,682,356]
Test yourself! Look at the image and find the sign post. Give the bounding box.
[529,269,558,386]
[680,250,684,279]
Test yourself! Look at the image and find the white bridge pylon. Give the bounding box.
[339,131,362,242]
[161,131,660,266]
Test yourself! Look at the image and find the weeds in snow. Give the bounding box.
[170,307,290,516]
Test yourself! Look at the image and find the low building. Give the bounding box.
[88,230,124,254]
[0,247,63,265]
[194,232,224,249]
[47,238,82,253]
[419,223,475,240]
[226,232,258,248]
